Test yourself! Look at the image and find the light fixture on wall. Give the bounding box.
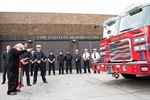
[28,40,32,43]
[72,39,76,43]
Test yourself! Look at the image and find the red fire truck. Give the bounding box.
[92,2,150,79]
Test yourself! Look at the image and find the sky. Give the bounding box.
[0,0,149,15]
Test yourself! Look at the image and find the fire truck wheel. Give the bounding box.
[121,74,136,79]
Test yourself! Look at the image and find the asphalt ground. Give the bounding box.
[0,70,150,100]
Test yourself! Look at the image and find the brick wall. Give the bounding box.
[0,12,116,35]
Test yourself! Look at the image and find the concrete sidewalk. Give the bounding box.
[0,70,150,100]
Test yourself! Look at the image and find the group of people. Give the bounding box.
[1,42,101,95]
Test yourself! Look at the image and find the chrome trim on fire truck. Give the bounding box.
[127,61,147,64]
[110,39,132,62]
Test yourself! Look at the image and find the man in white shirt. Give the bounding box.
[91,48,100,74]
[82,49,90,73]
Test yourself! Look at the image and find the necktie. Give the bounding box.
[94,53,96,59]
[85,53,86,59]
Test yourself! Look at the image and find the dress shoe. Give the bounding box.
[7,92,17,95]
[27,84,32,86]
[15,89,20,92]
[44,81,47,83]
[33,82,36,84]
[1,82,5,84]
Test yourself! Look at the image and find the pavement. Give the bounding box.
[0,70,150,100]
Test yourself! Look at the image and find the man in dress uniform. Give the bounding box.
[91,48,100,74]
[2,45,11,84]
[32,45,47,84]
[74,49,82,74]
[7,43,32,95]
[48,50,56,75]
[57,50,65,75]
[65,50,72,74]
[82,49,91,73]
[21,42,31,86]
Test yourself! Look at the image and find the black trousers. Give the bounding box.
[33,64,46,83]
[7,71,18,94]
[66,61,72,73]
[75,61,82,74]
[23,64,30,85]
[58,63,64,74]
[2,63,7,83]
[30,63,34,76]
[43,62,46,75]
[84,60,90,73]
[49,63,55,75]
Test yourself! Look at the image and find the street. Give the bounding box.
[0,70,150,100]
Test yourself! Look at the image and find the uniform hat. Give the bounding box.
[93,48,97,51]
[49,50,53,52]
[75,49,78,52]
[84,49,88,51]
[36,45,41,48]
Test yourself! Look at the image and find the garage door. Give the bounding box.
[35,41,70,70]
[78,41,100,69]
[0,41,24,72]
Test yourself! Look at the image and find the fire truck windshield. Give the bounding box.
[119,5,150,33]
[103,20,119,39]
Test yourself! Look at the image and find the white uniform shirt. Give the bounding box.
[82,52,90,60]
[91,52,100,63]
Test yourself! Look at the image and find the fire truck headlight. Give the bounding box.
[102,52,106,55]
[139,37,146,42]
[100,52,107,55]
[139,45,146,50]
[134,38,139,44]
[134,46,140,51]
[134,37,146,44]
[100,46,106,51]
[141,66,148,72]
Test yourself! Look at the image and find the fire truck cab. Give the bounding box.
[92,2,150,79]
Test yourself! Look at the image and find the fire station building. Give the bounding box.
[0,12,116,71]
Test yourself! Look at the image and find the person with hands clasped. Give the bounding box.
[48,50,56,75]
[32,45,47,84]
[82,49,91,74]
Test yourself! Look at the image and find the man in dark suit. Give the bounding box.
[74,49,82,74]
[21,42,31,86]
[48,50,56,75]
[7,43,32,95]
[57,50,65,75]
[32,45,47,84]
[2,45,11,84]
[65,50,72,74]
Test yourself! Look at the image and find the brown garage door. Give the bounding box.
[0,41,24,72]
[78,41,100,69]
[35,41,70,70]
